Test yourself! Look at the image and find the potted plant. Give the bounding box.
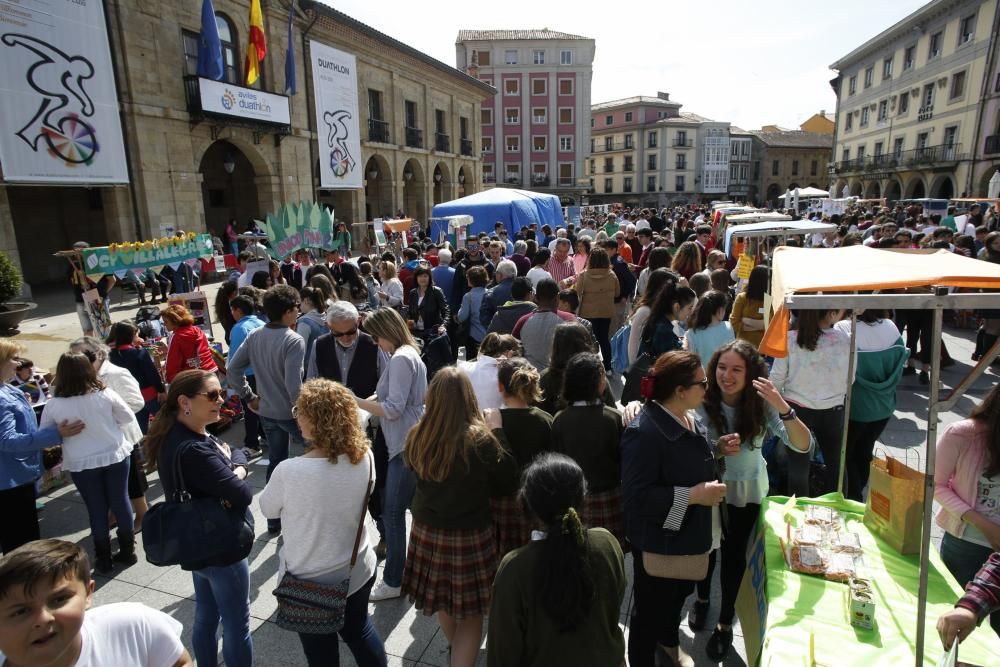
[0,251,36,332]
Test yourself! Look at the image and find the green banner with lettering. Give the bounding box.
[263,202,337,259]
[81,233,214,280]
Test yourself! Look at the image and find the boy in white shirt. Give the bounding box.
[0,539,192,667]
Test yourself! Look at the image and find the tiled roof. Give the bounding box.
[750,130,833,148]
[456,29,591,42]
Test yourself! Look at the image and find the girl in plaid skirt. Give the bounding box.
[402,367,518,667]
[493,357,553,556]
[550,352,626,548]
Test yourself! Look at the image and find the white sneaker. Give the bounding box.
[368,579,401,602]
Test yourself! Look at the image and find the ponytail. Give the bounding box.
[497,356,542,404]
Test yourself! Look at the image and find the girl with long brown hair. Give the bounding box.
[670,240,703,281]
[401,367,517,667]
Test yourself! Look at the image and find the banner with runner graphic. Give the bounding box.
[309,40,361,190]
[0,0,128,183]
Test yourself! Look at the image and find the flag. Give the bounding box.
[284,3,296,95]
[196,0,223,80]
[244,0,266,86]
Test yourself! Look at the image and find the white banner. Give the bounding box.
[0,0,128,184]
[198,77,290,126]
[310,40,361,190]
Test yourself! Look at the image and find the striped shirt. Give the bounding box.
[955,552,1000,622]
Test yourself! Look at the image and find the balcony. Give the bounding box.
[917,105,934,122]
[603,165,613,173]
[829,143,965,175]
[505,176,522,185]
[985,135,1000,155]
[434,133,450,152]
[623,164,634,172]
[594,142,631,153]
[531,175,550,186]
[675,162,687,170]
[405,126,423,149]
[559,176,574,186]
[368,118,390,143]
[673,139,693,147]
[460,138,473,156]
[483,174,496,184]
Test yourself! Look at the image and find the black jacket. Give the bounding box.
[407,286,450,332]
[451,255,495,305]
[312,331,380,399]
[621,404,720,555]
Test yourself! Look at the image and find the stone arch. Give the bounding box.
[765,183,781,205]
[977,163,1000,197]
[884,179,902,203]
[363,154,393,220]
[864,181,881,199]
[904,176,926,199]
[849,181,863,197]
[929,174,955,200]
[198,139,262,239]
[432,161,453,206]
[456,165,470,198]
[401,158,426,220]
[833,179,849,198]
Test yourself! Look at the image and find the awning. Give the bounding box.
[724,219,836,255]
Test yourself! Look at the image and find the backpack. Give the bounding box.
[134,306,166,339]
[610,322,632,375]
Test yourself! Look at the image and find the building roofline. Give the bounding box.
[829,0,957,70]
[591,96,682,111]
[303,1,495,95]
[455,29,592,42]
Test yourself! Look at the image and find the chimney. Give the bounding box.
[820,109,826,115]
[657,91,670,101]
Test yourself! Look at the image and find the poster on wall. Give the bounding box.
[0,0,128,184]
[309,40,362,190]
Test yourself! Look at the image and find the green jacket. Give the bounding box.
[848,337,909,422]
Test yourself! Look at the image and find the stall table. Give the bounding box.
[739,495,999,666]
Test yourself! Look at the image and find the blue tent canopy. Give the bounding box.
[431,188,563,238]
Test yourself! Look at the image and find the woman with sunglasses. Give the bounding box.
[691,340,812,661]
[144,370,254,667]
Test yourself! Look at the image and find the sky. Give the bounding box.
[317,0,930,131]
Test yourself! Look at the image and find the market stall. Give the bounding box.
[750,245,1000,666]
[430,187,562,237]
[723,219,836,256]
[429,215,473,248]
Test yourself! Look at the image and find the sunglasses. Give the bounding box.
[331,327,358,338]
[195,390,223,401]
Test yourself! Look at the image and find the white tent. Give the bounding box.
[726,212,793,223]
[777,186,829,198]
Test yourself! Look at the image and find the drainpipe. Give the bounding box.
[967,0,1000,196]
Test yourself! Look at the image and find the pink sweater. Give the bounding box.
[934,418,990,538]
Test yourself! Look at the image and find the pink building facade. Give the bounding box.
[456,30,595,204]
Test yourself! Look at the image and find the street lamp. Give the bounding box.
[368,167,378,180]
[458,172,466,184]
[434,173,442,183]
[404,168,413,182]
[223,151,236,174]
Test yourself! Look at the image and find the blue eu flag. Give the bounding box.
[197,0,224,81]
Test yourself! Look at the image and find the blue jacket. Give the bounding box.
[0,383,61,490]
[480,278,514,327]
[228,314,265,377]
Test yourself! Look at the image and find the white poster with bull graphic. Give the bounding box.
[310,40,361,190]
[0,0,128,184]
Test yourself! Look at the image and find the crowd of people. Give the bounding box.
[1,200,999,667]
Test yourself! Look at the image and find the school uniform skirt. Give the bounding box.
[402,521,497,620]
[491,494,530,556]
[582,487,626,549]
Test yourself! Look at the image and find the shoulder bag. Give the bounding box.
[143,439,255,567]
[272,453,374,635]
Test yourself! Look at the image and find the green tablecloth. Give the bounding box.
[751,494,999,666]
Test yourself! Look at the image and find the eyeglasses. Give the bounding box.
[194,390,223,401]
[331,327,358,338]
[689,378,709,389]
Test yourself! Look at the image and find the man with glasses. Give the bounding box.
[228,285,305,535]
[307,301,386,398]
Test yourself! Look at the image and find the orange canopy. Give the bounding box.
[381,218,415,232]
[759,246,1000,357]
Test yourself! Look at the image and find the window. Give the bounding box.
[558,79,574,95]
[922,83,935,109]
[482,136,494,153]
[950,70,966,99]
[481,108,493,125]
[791,160,799,176]
[772,160,779,176]
[531,79,546,95]
[623,156,633,172]
[504,78,519,95]
[603,157,613,173]
[860,107,870,126]
[560,50,572,65]
[959,14,976,44]
[943,126,957,148]
[214,14,240,84]
[532,163,547,178]
[559,108,573,124]
[856,145,865,162]
[842,148,850,161]
[605,115,613,126]
[482,164,494,181]
[903,45,915,70]
[405,100,418,128]
[532,135,546,151]
[505,164,520,182]
[559,136,572,151]
[882,57,893,80]
[845,112,853,131]
[676,154,687,169]
[916,132,929,150]
[625,111,633,122]
[878,100,888,121]
[504,49,517,65]
[740,165,749,181]
[604,178,613,193]
[182,30,199,75]
[590,159,595,174]
[505,136,520,153]
[648,131,658,148]
[604,136,613,151]
[368,89,384,121]
[893,137,904,157]
[624,134,633,149]
[533,49,545,65]
[848,75,857,95]
[864,66,874,88]
[929,31,942,60]
[874,141,883,156]
[898,92,909,114]
[996,72,1000,93]
[532,107,547,124]
[473,50,491,66]
[675,175,685,191]
[505,108,520,125]
[623,177,633,193]
[647,176,656,192]
[676,130,688,146]
[648,154,657,170]
[559,163,573,186]
[435,109,447,135]
[810,159,818,176]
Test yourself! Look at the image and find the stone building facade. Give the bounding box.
[0,0,491,288]
[750,131,834,206]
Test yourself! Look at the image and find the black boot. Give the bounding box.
[94,542,114,574]
[973,328,986,361]
[113,530,138,566]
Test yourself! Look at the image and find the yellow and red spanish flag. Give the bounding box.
[244,0,266,86]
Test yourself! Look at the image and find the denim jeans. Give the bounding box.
[382,454,416,587]
[260,416,304,482]
[297,575,387,667]
[940,532,1000,637]
[70,458,133,550]
[191,558,253,667]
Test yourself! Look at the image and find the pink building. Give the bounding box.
[455,29,595,204]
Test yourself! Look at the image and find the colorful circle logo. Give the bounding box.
[330,148,351,178]
[221,89,236,110]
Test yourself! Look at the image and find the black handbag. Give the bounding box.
[142,440,255,568]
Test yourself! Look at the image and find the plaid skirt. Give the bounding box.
[491,495,530,557]
[582,488,626,549]
[401,521,497,620]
